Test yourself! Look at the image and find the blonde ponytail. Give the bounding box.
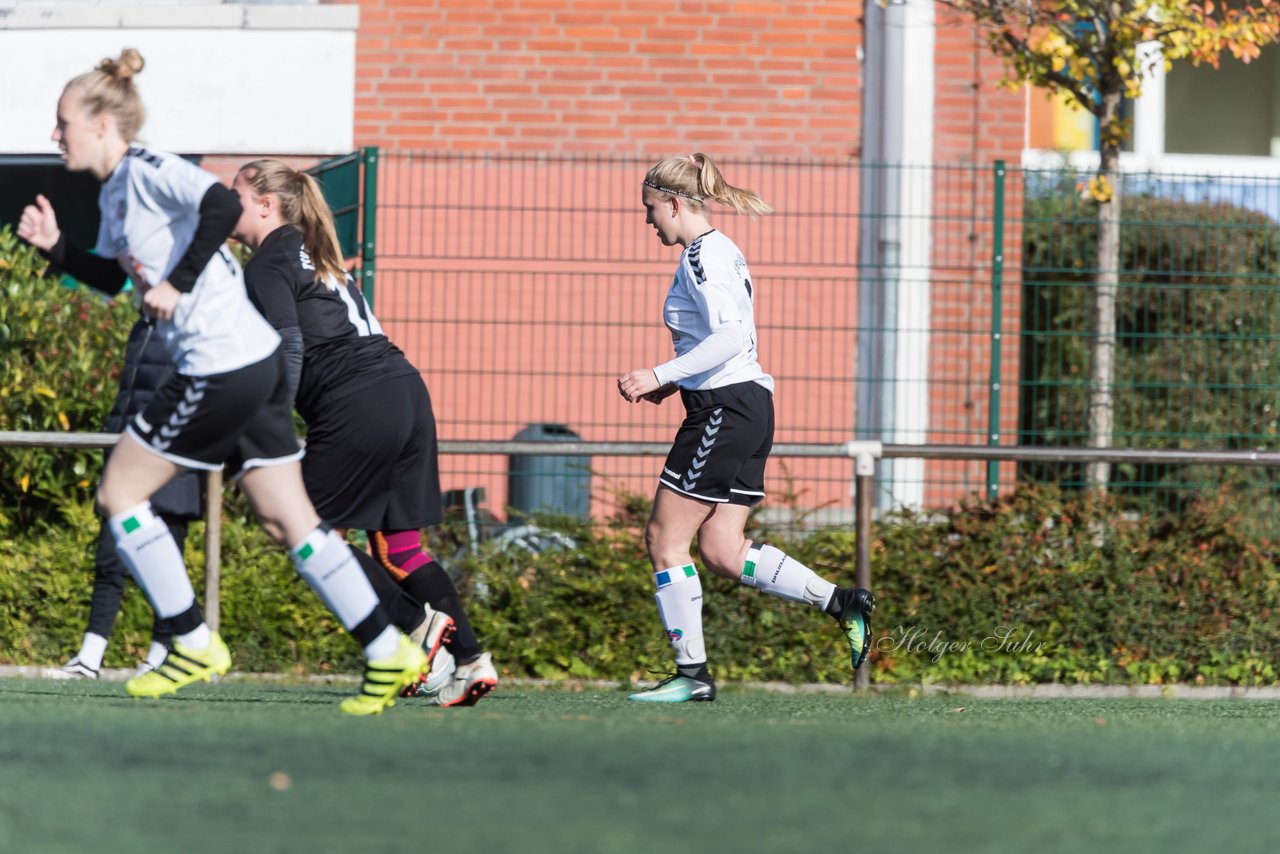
[237,159,347,286]
[643,152,773,217]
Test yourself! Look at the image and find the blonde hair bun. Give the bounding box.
[99,48,145,82]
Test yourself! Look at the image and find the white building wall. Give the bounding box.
[0,3,359,156]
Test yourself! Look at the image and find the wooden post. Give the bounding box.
[203,469,222,634]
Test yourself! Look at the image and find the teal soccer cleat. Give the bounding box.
[831,587,876,673]
[628,673,717,703]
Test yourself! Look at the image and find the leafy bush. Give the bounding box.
[5,485,1280,687]
[0,226,135,525]
[0,491,367,673]
[857,484,1280,686]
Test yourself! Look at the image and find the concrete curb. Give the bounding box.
[6,664,1280,699]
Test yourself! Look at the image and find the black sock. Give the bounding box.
[824,587,849,618]
[677,662,712,682]
[350,604,393,648]
[349,547,424,634]
[399,564,483,660]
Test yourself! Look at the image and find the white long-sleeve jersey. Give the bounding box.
[95,146,279,376]
[653,229,774,393]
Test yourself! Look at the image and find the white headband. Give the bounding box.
[643,180,704,202]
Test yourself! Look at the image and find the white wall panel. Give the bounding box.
[0,5,358,155]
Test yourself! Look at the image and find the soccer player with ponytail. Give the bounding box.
[618,153,874,702]
[231,159,496,707]
[17,49,429,714]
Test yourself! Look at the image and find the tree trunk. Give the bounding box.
[1086,91,1123,491]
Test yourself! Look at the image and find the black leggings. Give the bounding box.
[88,516,187,645]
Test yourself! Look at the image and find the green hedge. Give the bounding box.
[4,485,1280,686]
[5,227,1280,686]
[429,485,1280,687]
[0,227,134,526]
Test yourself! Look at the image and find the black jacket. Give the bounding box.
[104,318,204,520]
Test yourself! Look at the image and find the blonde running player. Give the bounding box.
[618,153,875,702]
[16,49,427,714]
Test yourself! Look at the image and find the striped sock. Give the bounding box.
[373,530,431,580]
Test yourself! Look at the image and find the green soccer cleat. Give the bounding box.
[832,587,876,673]
[125,633,232,698]
[628,673,717,703]
[340,633,429,716]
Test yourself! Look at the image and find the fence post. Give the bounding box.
[203,469,223,635]
[360,145,379,308]
[986,160,1007,501]
[846,441,881,691]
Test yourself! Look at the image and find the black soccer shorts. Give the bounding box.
[658,380,774,506]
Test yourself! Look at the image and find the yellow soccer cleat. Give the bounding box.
[125,632,232,698]
[340,633,429,716]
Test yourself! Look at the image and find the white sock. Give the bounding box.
[653,564,706,666]
[145,640,170,669]
[741,543,836,610]
[176,623,211,650]
[291,527,385,658]
[365,626,400,661]
[109,502,196,619]
[76,632,108,671]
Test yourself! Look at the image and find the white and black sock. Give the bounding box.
[741,543,837,611]
[76,632,108,672]
[109,502,208,648]
[653,564,706,669]
[291,526,397,660]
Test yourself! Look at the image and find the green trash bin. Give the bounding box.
[508,423,590,518]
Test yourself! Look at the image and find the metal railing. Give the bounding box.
[9,430,1280,688]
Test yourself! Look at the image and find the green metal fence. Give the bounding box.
[361,153,1280,528]
[1016,164,1280,513]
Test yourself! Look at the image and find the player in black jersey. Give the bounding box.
[18,49,430,714]
[231,159,496,706]
[618,153,874,702]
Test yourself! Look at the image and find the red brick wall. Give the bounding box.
[933,9,1024,165]
[927,11,1026,504]
[342,1,1034,514]
[352,0,862,156]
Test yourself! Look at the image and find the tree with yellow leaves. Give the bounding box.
[947,0,1280,488]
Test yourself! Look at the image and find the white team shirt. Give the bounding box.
[95,146,280,376]
[656,230,774,393]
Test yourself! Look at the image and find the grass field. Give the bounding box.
[3,678,1280,853]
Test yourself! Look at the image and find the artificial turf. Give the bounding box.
[2,678,1279,853]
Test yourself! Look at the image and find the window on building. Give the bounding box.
[1166,45,1278,157]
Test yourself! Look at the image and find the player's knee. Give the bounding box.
[643,520,670,564]
[644,522,690,570]
[254,514,288,546]
[695,533,743,578]
[95,483,122,519]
